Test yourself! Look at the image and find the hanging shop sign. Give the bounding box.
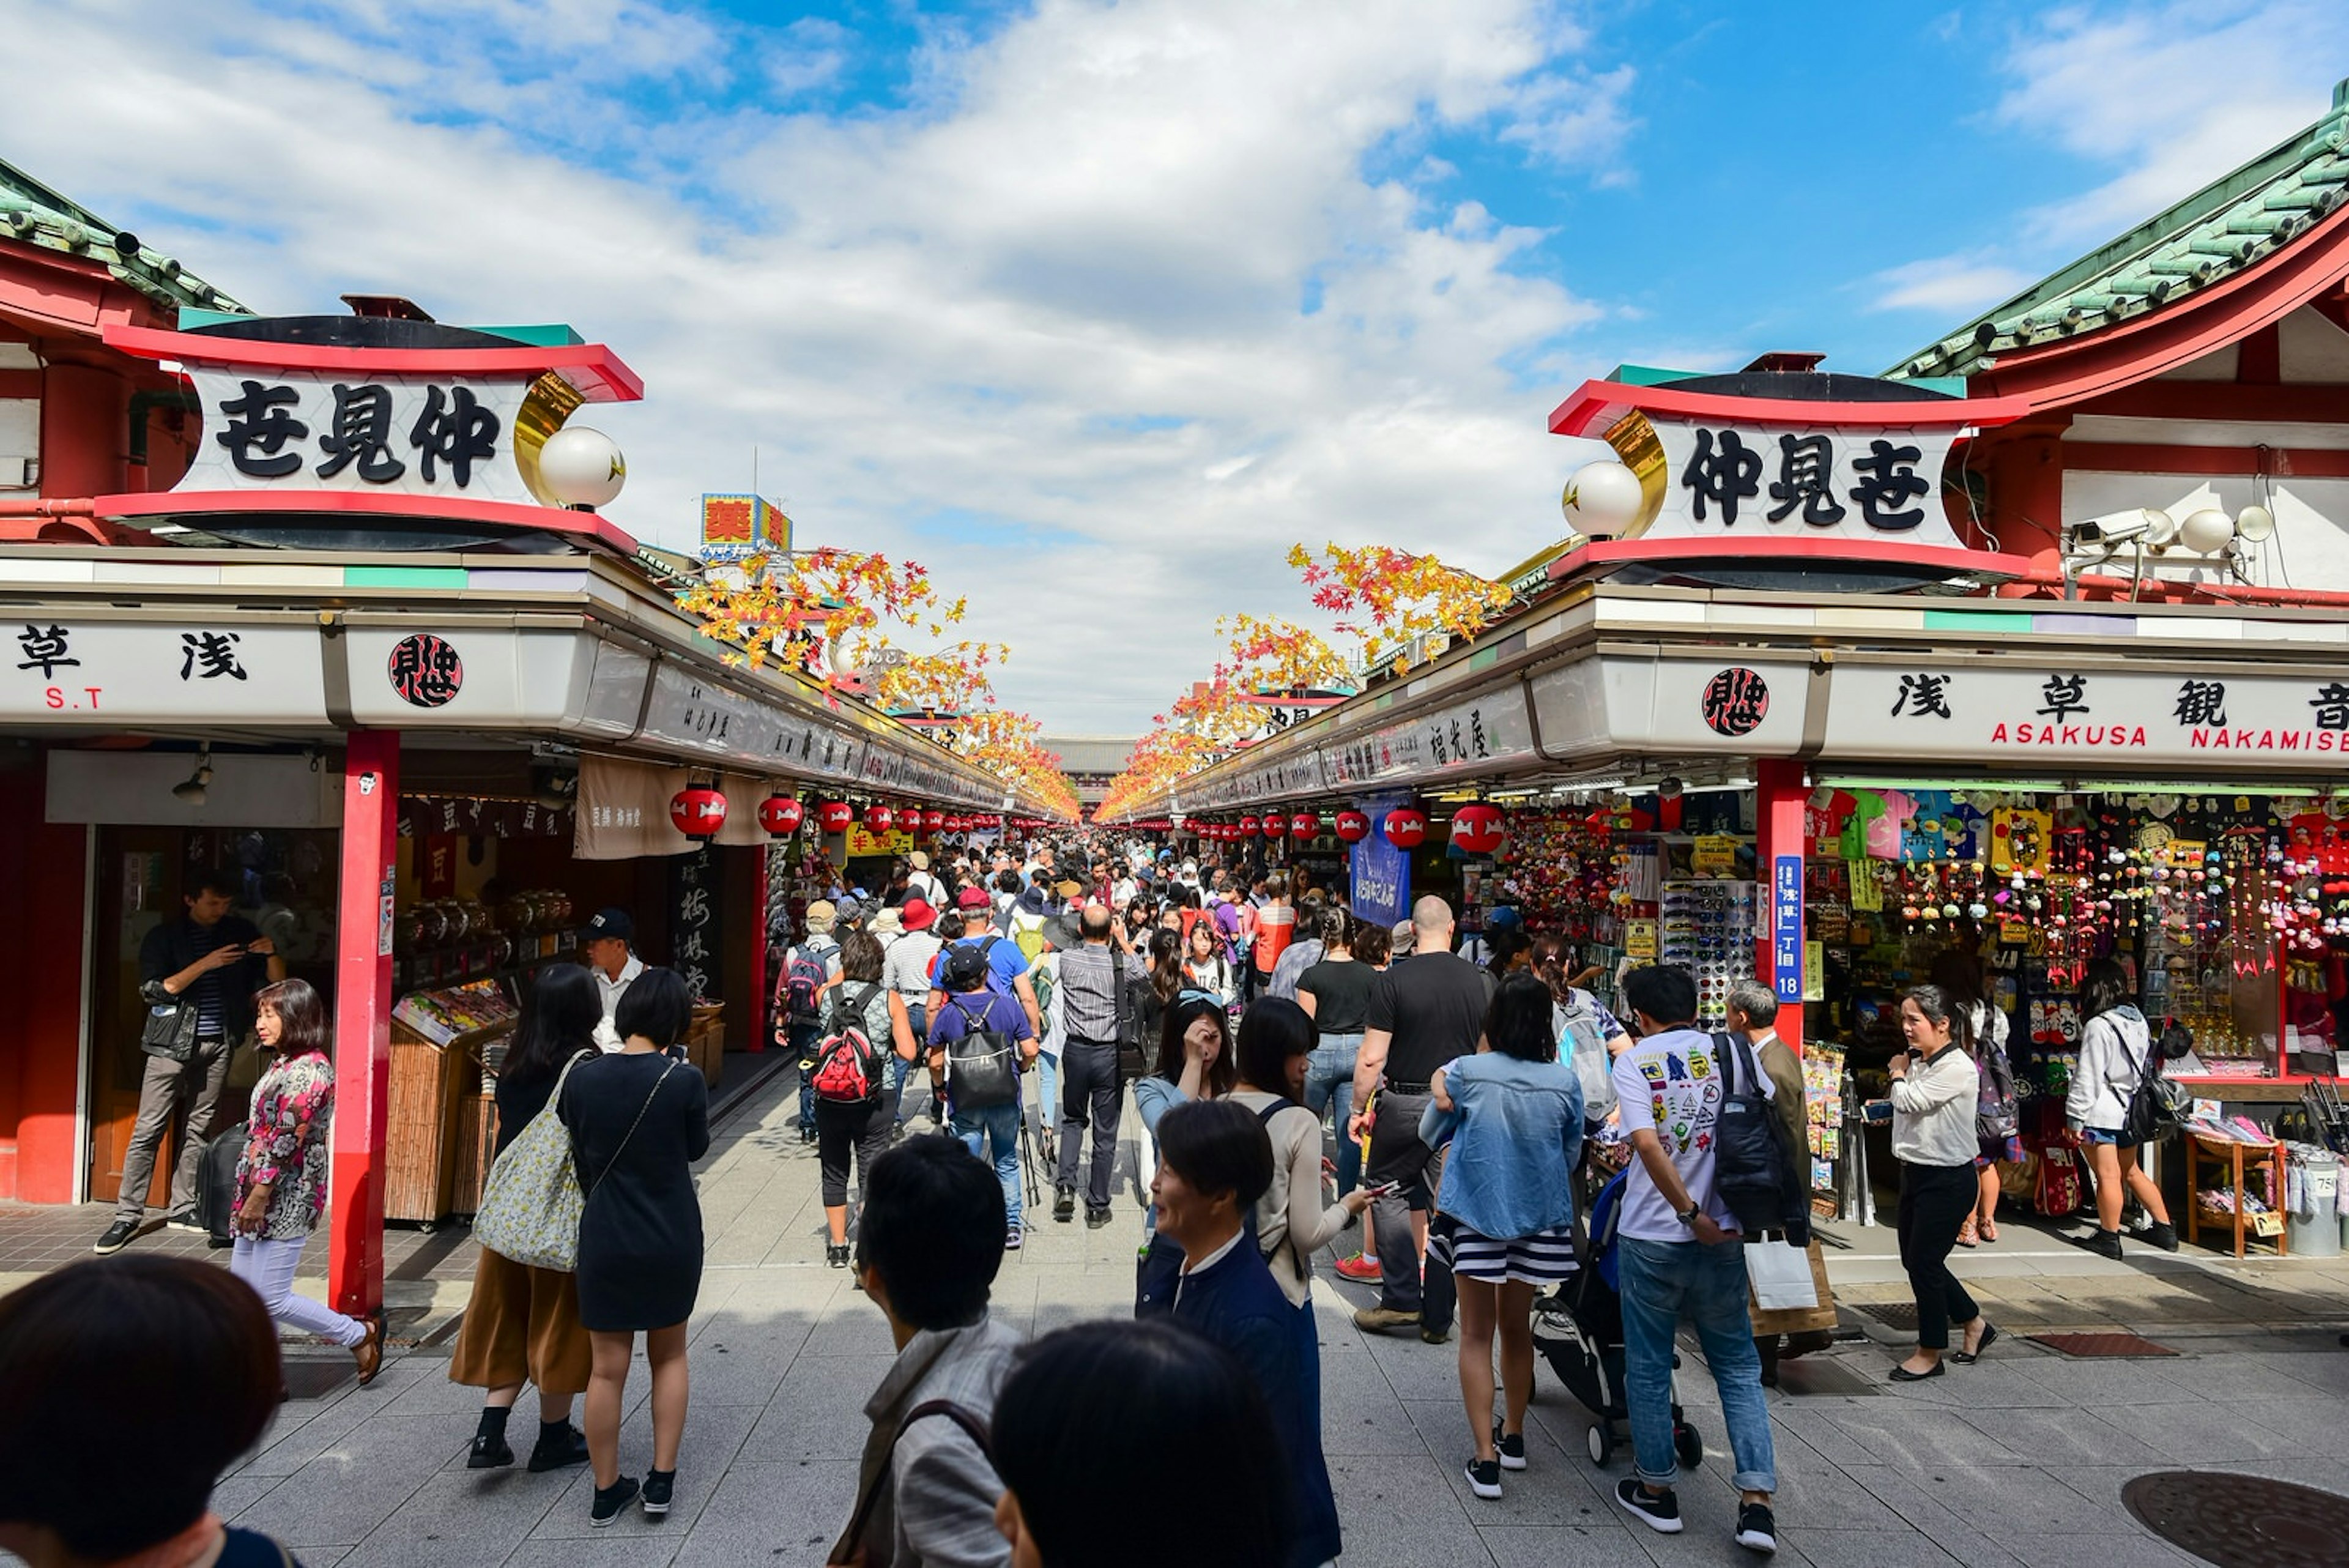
[1527,655,1815,760]
[667,842,723,1001]
[846,827,917,858]
[1322,686,1539,790]
[1348,793,1416,927]
[7,619,328,725]
[1190,747,1334,811]
[576,754,765,858]
[178,366,536,505]
[1822,661,2349,771]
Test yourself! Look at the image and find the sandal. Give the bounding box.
[1979,1217,2000,1243]
[1956,1216,1978,1248]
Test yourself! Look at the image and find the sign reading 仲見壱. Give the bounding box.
[177,367,534,506]
[1642,420,1965,551]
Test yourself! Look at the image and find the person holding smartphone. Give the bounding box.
[97,869,284,1257]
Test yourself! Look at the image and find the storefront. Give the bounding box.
[0,308,1056,1317]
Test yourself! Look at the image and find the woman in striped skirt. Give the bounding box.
[1423,972,1587,1501]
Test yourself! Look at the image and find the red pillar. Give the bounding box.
[746,843,768,1053]
[330,732,398,1318]
[1756,757,1805,1055]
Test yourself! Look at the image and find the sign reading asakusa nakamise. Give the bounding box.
[179,368,535,505]
[1824,664,2349,768]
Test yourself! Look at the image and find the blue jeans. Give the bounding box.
[1034,1050,1059,1145]
[1618,1235,1776,1495]
[953,1101,1023,1232]
[1302,1035,1364,1201]
[790,1024,821,1130]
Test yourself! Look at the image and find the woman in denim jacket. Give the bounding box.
[1420,973,1585,1500]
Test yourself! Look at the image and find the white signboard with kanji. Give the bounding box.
[179,367,534,505]
[6,619,326,724]
[1644,418,1965,549]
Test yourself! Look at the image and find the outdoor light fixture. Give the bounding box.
[1656,776,1685,801]
[2062,502,2280,598]
[1561,458,1644,538]
[171,744,213,806]
[538,426,628,510]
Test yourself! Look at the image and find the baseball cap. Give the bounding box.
[901,896,937,931]
[943,942,991,990]
[1486,907,1523,931]
[804,899,837,934]
[582,907,633,943]
[956,885,991,911]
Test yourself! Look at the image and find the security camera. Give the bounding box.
[2066,508,2176,550]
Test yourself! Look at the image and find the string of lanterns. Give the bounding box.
[664,779,1028,845]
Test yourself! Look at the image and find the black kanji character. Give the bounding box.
[1700,667,1771,738]
[15,623,76,680]
[1766,433,1846,526]
[2036,674,2090,721]
[178,631,247,682]
[1891,672,1953,719]
[213,380,309,479]
[408,385,500,488]
[2175,680,2227,728]
[1449,718,1465,759]
[315,383,406,483]
[1682,428,1763,526]
[1428,726,1449,766]
[2312,682,2349,732]
[1847,438,1931,530]
[1469,708,1490,758]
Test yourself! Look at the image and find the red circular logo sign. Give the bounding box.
[1699,667,1770,737]
[388,634,464,708]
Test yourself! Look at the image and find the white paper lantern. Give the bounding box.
[1562,459,1644,537]
[540,426,627,508]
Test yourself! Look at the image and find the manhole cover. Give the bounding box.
[2123,1471,2349,1567]
[1858,1302,1919,1329]
[2031,1332,2176,1358]
[283,1360,354,1400]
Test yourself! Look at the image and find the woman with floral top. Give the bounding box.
[230,978,383,1384]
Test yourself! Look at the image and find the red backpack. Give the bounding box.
[811,984,888,1102]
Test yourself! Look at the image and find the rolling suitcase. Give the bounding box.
[191,1128,247,1247]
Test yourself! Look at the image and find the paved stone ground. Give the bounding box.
[11,1066,2349,1567]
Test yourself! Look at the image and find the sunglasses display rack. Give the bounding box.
[1658,879,1756,1027]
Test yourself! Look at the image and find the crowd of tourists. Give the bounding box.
[32,828,2172,1567]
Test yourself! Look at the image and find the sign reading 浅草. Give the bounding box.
[1824,664,2349,768]
[9,619,326,723]
[177,366,535,507]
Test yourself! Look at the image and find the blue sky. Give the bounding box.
[7,0,2346,730]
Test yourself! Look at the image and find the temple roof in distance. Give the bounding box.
[0,156,251,317]
[1891,77,2349,381]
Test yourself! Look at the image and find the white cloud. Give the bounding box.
[1994,1,2349,248]
[0,0,1630,731]
[1868,256,2034,315]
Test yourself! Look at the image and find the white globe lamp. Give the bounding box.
[540,426,627,510]
[1562,459,1644,538]
[2178,507,2235,555]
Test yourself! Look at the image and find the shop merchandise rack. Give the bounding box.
[1659,879,1756,1028]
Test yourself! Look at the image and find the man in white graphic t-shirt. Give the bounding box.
[1609,964,1780,1557]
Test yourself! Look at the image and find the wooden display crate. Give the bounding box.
[688,1003,725,1087]
[386,1021,508,1225]
[453,1090,498,1218]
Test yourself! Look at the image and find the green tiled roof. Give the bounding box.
[1890,77,2349,381]
[0,157,251,317]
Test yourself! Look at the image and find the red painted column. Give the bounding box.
[330,732,398,1319]
[746,843,768,1053]
[1755,757,1806,1055]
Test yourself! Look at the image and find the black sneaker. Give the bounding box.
[1493,1424,1527,1471]
[1616,1477,1683,1534]
[1085,1206,1113,1230]
[640,1468,674,1518]
[1004,1226,1023,1251]
[1736,1500,1778,1555]
[93,1219,139,1255]
[467,1434,515,1470]
[527,1424,590,1473]
[826,1243,851,1269]
[1053,1186,1076,1223]
[1463,1457,1502,1499]
[590,1476,640,1526]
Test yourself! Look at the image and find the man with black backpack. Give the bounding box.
[927,943,1039,1250]
[1610,964,1781,1557]
[1048,906,1130,1229]
[777,902,844,1146]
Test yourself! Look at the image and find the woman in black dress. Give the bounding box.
[558,967,711,1527]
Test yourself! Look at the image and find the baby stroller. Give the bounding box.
[1532,1170,1704,1470]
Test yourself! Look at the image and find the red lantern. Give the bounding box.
[945,814,968,833]
[756,794,804,839]
[864,804,895,832]
[1382,808,1428,849]
[1290,811,1321,839]
[1261,811,1289,839]
[818,800,855,834]
[1450,803,1505,856]
[1334,809,1371,844]
[1238,815,1261,838]
[924,809,945,832]
[669,785,728,842]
